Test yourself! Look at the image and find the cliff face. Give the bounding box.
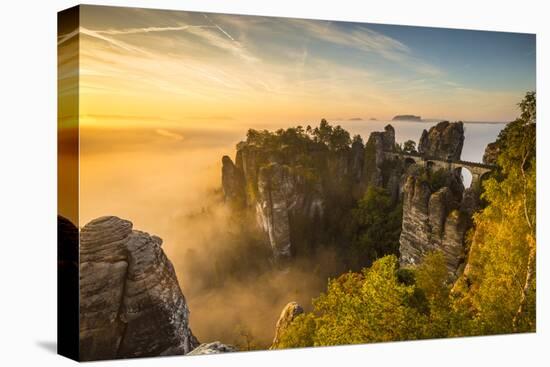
[79,216,199,361]
[222,120,483,275]
[221,155,246,208]
[221,124,398,263]
[255,163,322,262]
[399,121,472,276]
[398,175,468,275]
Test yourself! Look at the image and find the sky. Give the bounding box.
[59,5,536,128]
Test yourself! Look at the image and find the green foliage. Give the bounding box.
[245,119,352,153]
[315,256,423,345]
[276,313,316,349]
[348,187,402,269]
[274,91,537,349]
[362,135,377,185]
[453,91,536,334]
[414,252,453,338]
[419,167,448,192]
[276,255,448,348]
[519,91,536,124]
[311,119,352,151]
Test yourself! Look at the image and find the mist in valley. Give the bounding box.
[79,120,505,348]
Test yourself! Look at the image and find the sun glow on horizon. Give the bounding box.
[57,5,535,130]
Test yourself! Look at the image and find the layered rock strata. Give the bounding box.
[79,216,199,361]
[398,175,468,275]
[399,121,474,276]
[222,124,398,262]
[418,121,464,160]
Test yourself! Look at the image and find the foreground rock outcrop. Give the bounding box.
[79,216,199,360]
[270,302,304,349]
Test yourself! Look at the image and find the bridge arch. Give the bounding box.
[381,150,495,189]
[454,166,473,188]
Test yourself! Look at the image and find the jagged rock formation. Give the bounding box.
[187,342,237,355]
[418,121,464,160]
[222,155,246,208]
[363,124,404,203]
[270,302,304,349]
[221,123,398,263]
[399,175,469,275]
[222,120,488,274]
[399,121,475,276]
[79,216,199,361]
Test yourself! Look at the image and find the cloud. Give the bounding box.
[58,26,152,55]
[184,25,259,64]
[155,128,185,140]
[287,19,442,76]
[93,25,216,35]
[69,10,520,122]
[73,16,259,65]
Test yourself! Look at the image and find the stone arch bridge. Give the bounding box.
[383,151,496,190]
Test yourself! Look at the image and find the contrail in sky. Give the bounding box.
[202,13,237,42]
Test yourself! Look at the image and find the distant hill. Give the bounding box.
[392,114,421,121]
